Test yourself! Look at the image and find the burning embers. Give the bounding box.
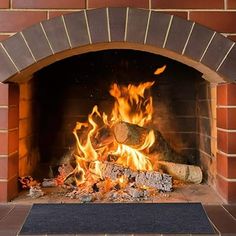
[19,66,202,202]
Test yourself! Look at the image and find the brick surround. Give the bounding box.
[0,3,235,203]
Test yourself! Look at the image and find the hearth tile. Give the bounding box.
[223,205,236,219]
[64,11,90,47]
[218,45,236,82]
[146,12,171,47]
[109,8,126,42]
[86,8,109,43]
[165,16,193,53]
[201,33,234,71]
[0,205,31,231]
[126,8,149,43]
[42,16,70,53]
[184,23,214,61]
[0,205,14,220]
[204,205,236,234]
[22,23,53,61]
[2,33,35,71]
[0,45,18,82]
[181,184,223,204]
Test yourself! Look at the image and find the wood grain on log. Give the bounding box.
[100,162,172,192]
[158,161,202,184]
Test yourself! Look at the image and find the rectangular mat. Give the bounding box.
[19,203,215,235]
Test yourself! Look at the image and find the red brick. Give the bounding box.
[0,83,8,106]
[189,12,236,33]
[217,83,236,106]
[0,0,9,8]
[228,0,236,9]
[8,129,18,154]
[217,84,227,105]
[88,0,149,8]
[12,0,85,9]
[0,35,11,41]
[217,129,236,154]
[8,106,19,129]
[217,152,236,178]
[0,108,8,129]
[0,157,8,179]
[152,0,224,9]
[0,11,47,33]
[217,108,236,129]
[8,153,18,179]
[0,132,8,155]
[216,175,236,203]
[48,11,73,19]
[9,83,19,106]
[0,181,7,202]
[7,176,18,201]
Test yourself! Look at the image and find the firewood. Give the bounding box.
[113,121,187,164]
[100,161,172,192]
[158,161,203,184]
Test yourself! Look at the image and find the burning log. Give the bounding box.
[113,121,187,164]
[158,161,202,184]
[100,162,172,192]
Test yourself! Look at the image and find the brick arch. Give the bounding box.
[0,7,235,83]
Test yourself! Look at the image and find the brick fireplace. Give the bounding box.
[0,1,236,203]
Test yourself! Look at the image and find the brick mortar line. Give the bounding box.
[163,15,173,48]
[0,151,18,158]
[217,105,236,108]
[198,132,217,140]
[84,10,92,44]
[0,43,20,72]
[124,8,129,42]
[106,8,111,42]
[40,22,54,54]
[217,127,236,132]
[221,205,236,221]
[199,149,215,159]
[217,173,236,182]
[217,149,236,157]
[182,22,195,55]
[20,32,37,62]
[0,174,17,182]
[217,42,235,71]
[61,15,72,48]
[200,32,216,62]
[144,10,151,44]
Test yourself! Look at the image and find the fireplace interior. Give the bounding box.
[15,49,217,202]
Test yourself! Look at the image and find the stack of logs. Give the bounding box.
[64,121,202,192]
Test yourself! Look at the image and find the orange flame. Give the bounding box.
[72,72,167,186]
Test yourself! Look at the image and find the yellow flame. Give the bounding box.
[109,81,154,126]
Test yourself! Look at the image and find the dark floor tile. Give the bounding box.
[204,205,236,235]
[223,204,236,220]
[0,204,14,221]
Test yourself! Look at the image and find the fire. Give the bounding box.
[71,66,166,187]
